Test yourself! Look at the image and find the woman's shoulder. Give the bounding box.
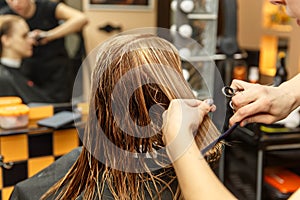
[0,64,12,79]
[9,147,82,200]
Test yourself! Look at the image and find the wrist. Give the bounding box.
[43,31,55,42]
[162,123,192,145]
[278,82,299,111]
[163,125,196,161]
[168,139,203,163]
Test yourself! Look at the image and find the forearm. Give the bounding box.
[279,74,300,111]
[171,141,237,200]
[45,3,88,42]
[46,15,88,42]
[162,99,232,199]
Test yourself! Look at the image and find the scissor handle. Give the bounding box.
[222,86,236,97]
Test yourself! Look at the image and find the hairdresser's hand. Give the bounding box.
[162,99,215,145]
[229,79,296,126]
[29,29,50,45]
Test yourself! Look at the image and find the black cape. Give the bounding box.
[10,147,82,200]
[0,63,53,103]
[9,147,178,200]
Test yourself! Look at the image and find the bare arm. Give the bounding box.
[171,140,237,200]
[162,99,237,200]
[40,3,88,43]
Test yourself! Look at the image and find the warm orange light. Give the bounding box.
[259,35,278,76]
[263,0,291,28]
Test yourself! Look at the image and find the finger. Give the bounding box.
[31,29,40,35]
[229,98,270,125]
[210,105,216,112]
[32,40,39,46]
[181,99,202,107]
[203,98,216,112]
[204,98,214,106]
[197,101,212,115]
[230,79,250,91]
[239,114,277,126]
[39,38,48,45]
[231,89,259,110]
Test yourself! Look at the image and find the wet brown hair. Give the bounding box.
[42,33,222,200]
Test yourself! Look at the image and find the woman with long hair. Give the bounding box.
[38,33,222,199]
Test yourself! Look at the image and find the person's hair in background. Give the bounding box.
[42,33,222,200]
[0,15,16,57]
[0,14,32,58]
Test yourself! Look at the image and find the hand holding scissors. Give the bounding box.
[229,79,298,126]
[222,85,242,110]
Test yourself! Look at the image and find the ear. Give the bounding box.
[1,35,11,47]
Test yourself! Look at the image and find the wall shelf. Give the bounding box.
[171,0,219,99]
[262,27,292,38]
[187,13,218,20]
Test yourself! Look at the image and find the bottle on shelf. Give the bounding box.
[248,66,259,83]
[233,59,248,81]
[273,51,288,86]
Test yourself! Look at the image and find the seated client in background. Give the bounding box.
[2,0,88,103]
[0,15,52,103]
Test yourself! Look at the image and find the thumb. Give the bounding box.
[182,99,202,107]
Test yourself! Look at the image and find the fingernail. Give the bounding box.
[241,120,248,127]
[204,99,214,106]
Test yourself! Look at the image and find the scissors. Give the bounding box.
[201,86,240,155]
[222,86,238,110]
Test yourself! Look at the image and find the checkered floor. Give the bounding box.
[0,128,80,200]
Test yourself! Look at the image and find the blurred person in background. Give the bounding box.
[1,0,88,103]
[0,14,52,103]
